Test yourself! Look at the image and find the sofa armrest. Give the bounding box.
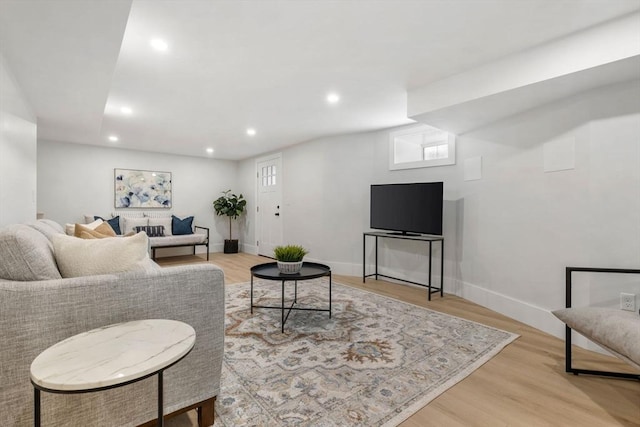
[0,263,225,426]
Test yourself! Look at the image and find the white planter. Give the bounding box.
[277,261,303,274]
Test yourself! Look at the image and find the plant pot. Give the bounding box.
[277,261,303,274]
[223,239,239,254]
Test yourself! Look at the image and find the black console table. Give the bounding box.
[363,231,444,300]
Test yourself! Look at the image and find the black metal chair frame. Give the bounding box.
[564,266,640,381]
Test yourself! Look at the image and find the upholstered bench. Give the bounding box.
[78,213,211,261]
[554,267,640,381]
[149,227,209,261]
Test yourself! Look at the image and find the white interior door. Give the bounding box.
[257,155,283,257]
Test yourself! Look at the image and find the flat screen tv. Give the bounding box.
[370,182,443,235]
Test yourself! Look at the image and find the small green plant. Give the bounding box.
[274,245,308,262]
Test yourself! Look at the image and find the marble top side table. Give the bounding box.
[30,319,196,427]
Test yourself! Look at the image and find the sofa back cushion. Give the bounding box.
[27,220,63,243]
[0,224,62,281]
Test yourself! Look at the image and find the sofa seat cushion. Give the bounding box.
[553,307,640,370]
[149,234,206,248]
[52,232,152,278]
[0,224,62,281]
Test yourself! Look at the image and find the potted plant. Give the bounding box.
[213,190,247,253]
[274,244,308,274]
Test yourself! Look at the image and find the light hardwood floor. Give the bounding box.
[157,253,640,427]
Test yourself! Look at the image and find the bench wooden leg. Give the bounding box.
[137,396,216,427]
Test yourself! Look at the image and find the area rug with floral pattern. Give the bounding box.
[215,279,518,426]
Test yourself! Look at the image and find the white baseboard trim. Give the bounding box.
[241,243,258,255]
[459,280,564,339]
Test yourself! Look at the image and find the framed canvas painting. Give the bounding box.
[114,169,172,208]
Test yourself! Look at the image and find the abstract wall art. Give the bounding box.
[114,168,172,208]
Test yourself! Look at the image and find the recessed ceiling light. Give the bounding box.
[246,128,256,136]
[108,135,119,142]
[206,147,214,154]
[120,106,133,115]
[150,38,168,52]
[326,93,340,104]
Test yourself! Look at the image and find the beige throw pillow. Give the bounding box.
[52,232,150,278]
[75,222,116,238]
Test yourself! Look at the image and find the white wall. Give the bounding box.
[37,140,238,254]
[456,81,640,341]
[0,52,37,227]
[239,79,640,344]
[238,127,460,281]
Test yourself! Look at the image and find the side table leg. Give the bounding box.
[281,280,285,333]
[158,371,164,427]
[440,239,444,297]
[250,275,254,314]
[34,387,40,427]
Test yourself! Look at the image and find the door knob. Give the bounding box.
[275,213,280,216]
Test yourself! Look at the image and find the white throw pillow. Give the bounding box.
[123,217,149,235]
[52,232,150,278]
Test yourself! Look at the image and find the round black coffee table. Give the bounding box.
[250,262,332,332]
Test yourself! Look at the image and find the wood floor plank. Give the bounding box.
[156,253,640,426]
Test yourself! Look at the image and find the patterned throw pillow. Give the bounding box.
[172,215,194,235]
[134,225,165,237]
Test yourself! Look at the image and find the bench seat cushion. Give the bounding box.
[149,234,207,248]
[553,307,640,370]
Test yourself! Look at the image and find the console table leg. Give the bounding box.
[440,239,444,297]
[428,241,433,301]
[374,235,379,280]
[362,234,366,283]
[329,272,332,318]
[34,387,40,427]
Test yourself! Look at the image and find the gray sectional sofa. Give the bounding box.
[0,219,225,426]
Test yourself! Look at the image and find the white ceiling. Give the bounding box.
[1,0,639,160]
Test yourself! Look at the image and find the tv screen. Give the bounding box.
[370,182,443,235]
